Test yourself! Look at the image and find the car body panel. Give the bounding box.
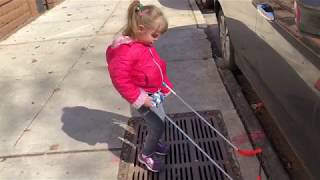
[214,0,320,178]
[255,1,320,178]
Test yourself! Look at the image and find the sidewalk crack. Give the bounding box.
[0,148,123,160]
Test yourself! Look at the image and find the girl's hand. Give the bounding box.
[143,96,154,107]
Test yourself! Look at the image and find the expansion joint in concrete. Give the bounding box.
[0,147,123,160]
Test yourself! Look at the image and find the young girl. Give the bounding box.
[106,1,173,172]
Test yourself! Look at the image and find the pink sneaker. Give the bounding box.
[138,153,161,172]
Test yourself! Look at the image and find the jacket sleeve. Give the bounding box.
[107,50,147,108]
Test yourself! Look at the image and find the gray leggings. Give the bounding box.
[137,104,166,155]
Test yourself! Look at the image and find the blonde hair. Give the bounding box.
[123,1,168,37]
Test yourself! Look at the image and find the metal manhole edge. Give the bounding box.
[118,110,243,180]
[177,110,243,180]
[209,111,244,180]
[118,117,143,180]
[168,109,221,119]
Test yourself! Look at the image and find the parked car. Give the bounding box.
[206,0,320,179]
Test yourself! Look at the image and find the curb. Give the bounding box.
[218,69,291,180]
[202,13,269,180]
[187,0,208,28]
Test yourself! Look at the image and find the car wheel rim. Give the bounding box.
[219,15,231,63]
[224,29,231,63]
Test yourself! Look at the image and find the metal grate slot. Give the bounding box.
[118,110,241,180]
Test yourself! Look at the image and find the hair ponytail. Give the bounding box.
[123,1,141,37]
[123,1,168,37]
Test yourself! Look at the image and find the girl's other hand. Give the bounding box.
[143,96,154,107]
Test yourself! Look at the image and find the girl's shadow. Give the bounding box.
[61,106,134,152]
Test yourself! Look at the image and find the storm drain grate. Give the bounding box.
[118,110,240,180]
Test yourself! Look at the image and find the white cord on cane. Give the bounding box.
[165,115,234,180]
[163,82,238,151]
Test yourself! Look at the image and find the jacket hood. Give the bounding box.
[110,36,133,48]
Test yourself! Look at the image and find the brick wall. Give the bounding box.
[46,0,62,9]
[0,0,63,40]
[0,0,39,39]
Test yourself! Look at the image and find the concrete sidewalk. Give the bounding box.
[0,0,263,179]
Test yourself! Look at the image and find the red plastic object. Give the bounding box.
[252,102,264,113]
[257,175,262,180]
[237,148,262,156]
[315,79,320,91]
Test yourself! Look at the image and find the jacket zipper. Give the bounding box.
[148,48,164,92]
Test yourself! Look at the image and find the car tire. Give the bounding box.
[196,0,214,9]
[201,0,214,9]
[217,9,236,70]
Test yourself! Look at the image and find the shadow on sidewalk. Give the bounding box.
[158,0,192,10]
[61,106,134,155]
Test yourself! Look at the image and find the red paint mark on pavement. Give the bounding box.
[49,144,60,151]
[232,130,265,146]
[251,102,265,113]
[112,156,120,164]
[315,79,320,91]
[232,133,249,146]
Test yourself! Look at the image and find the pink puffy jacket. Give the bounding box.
[106,36,173,108]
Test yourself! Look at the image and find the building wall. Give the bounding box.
[0,0,63,39]
[46,0,62,9]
